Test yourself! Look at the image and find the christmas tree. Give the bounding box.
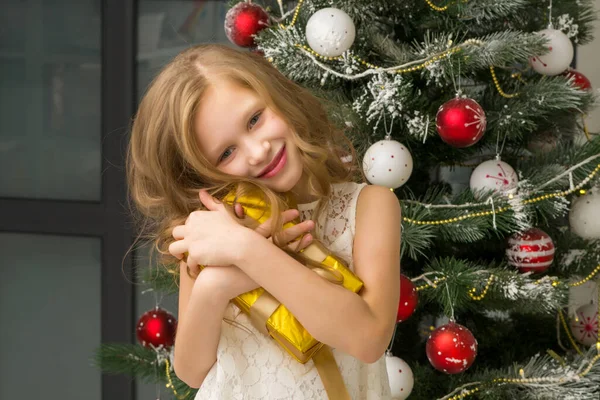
[96,0,600,398]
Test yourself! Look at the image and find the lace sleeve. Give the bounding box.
[313,182,368,268]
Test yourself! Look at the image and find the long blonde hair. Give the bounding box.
[127,44,363,267]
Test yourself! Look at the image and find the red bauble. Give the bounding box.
[397,275,418,322]
[436,97,486,148]
[564,69,592,90]
[426,322,477,374]
[506,228,555,273]
[136,307,177,349]
[224,2,270,48]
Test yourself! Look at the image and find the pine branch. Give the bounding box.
[94,343,197,400]
[415,257,569,316]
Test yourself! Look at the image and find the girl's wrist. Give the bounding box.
[232,228,263,266]
[193,269,234,305]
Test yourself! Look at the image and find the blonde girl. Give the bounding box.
[128,44,401,399]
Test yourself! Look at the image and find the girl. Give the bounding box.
[128,44,401,399]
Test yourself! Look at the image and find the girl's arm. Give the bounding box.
[172,261,229,388]
[234,185,401,363]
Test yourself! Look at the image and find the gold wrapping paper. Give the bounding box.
[219,188,364,364]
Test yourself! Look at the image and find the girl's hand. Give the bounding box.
[234,203,315,253]
[169,190,315,272]
[169,190,251,270]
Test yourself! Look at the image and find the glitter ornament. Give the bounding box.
[569,190,600,239]
[506,228,555,273]
[436,97,486,148]
[305,7,356,57]
[224,1,270,48]
[362,139,413,189]
[397,274,418,323]
[426,322,477,374]
[530,28,574,76]
[469,159,518,198]
[564,69,592,90]
[136,307,177,349]
[570,303,599,346]
[385,354,414,399]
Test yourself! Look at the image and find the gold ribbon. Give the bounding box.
[247,239,353,400]
[249,292,281,336]
[249,290,351,400]
[313,347,352,400]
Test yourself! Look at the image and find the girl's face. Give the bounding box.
[194,80,305,194]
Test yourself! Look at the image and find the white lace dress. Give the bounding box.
[194,182,392,400]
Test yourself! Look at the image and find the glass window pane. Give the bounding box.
[0,232,101,400]
[0,0,101,201]
[136,0,232,99]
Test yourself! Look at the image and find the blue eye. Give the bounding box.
[219,146,235,162]
[249,112,262,129]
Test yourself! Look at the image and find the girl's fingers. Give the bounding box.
[199,189,222,211]
[255,209,300,237]
[288,233,312,252]
[281,220,315,244]
[186,255,198,271]
[168,240,188,258]
[234,203,245,219]
[172,225,186,240]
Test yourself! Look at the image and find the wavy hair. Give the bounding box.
[127,44,364,269]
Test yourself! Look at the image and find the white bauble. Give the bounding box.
[386,354,414,399]
[363,140,413,189]
[530,28,574,76]
[570,303,599,346]
[305,8,356,57]
[469,159,518,198]
[569,191,600,239]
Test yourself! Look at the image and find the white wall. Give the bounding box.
[570,0,600,311]
[578,0,600,133]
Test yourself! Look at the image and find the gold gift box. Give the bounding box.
[220,189,364,364]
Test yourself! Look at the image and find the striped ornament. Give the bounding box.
[506,228,555,273]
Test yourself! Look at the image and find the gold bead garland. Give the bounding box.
[402,163,600,226]
[416,265,600,304]
[165,358,186,399]
[415,276,447,291]
[490,66,519,98]
[446,351,600,400]
[468,274,495,301]
[287,0,304,28]
[424,0,452,11]
[569,265,600,287]
[294,44,462,73]
[558,308,584,355]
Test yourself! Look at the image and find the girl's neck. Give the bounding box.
[290,172,320,204]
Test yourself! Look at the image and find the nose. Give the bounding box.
[246,138,271,166]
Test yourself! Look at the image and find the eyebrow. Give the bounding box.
[207,98,260,161]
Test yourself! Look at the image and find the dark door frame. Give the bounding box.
[0,0,137,398]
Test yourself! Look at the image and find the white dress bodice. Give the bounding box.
[194,182,392,400]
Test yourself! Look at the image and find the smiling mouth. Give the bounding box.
[258,146,286,178]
